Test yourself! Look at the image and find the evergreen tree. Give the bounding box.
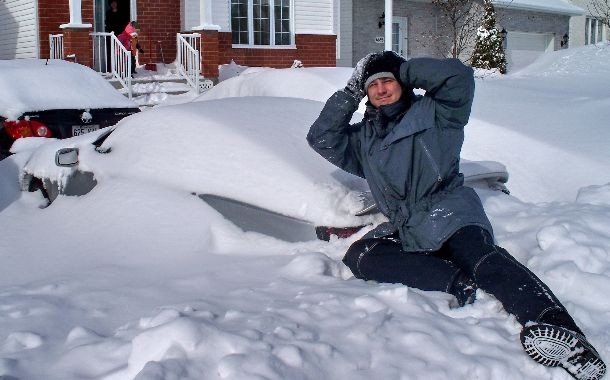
[471,0,507,73]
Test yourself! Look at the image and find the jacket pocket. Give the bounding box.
[418,138,443,184]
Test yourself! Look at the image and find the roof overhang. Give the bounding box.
[492,0,584,16]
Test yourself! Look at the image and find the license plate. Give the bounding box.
[72,124,99,136]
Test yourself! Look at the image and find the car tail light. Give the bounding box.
[3,120,52,139]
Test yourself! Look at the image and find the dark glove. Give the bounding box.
[344,52,377,103]
[136,43,144,54]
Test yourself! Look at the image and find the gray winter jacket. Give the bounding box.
[307,57,494,252]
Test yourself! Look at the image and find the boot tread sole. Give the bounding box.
[521,324,606,380]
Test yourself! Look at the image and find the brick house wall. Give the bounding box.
[218,33,336,69]
[135,0,181,65]
[38,0,89,59]
[34,0,336,78]
[37,0,180,65]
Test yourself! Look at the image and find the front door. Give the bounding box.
[93,0,132,72]
[392,17,408,58]
[94,0,132,33]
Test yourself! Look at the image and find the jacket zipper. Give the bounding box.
[418,139,443,183]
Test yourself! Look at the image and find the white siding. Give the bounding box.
[295,0,334,34]
[203,0,332,35]
[183,0,230,31]
[0,0,38,59]
[336,0,352,66]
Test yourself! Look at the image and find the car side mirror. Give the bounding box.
[55,148,79,167]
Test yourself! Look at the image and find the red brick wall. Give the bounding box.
[38,0,94,60]
[38,0,70,59]
[36,0,336,71]
[218,33,336,68]
[63,28,93,67]
[200,30,220,78]
[37,0,180,64]
[295,34,337,67]
[134,0,181,64]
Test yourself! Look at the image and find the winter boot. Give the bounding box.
[521,323,606,380]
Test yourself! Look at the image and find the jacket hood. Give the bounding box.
[124,23,137,36]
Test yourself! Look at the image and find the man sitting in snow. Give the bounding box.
[307,51,606,380]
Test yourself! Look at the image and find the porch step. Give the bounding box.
[106,74,186,89]
[105,66,212,107]
[118,79,194,95]
[107,78,191,108]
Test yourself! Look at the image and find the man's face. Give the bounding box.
[367,77,402,108]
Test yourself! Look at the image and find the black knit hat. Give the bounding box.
[362,51,404,90]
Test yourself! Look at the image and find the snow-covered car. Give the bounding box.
[19,96,508,243]
[0,59,140,159]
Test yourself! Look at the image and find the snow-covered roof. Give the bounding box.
[492,0,584,15]
[0,59,137,120]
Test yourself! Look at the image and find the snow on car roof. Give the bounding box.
[0,59,137,120]
[22,96,371,227]
[100,97,369,226]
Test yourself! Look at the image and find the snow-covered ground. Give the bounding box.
[0,43,609,379]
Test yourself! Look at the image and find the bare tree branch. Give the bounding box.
[431,0,484,61]
[588,0,610,29]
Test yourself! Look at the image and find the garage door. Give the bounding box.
[505,31,554,71]
[0,0,38,59]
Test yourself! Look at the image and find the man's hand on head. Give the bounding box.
[344,52,378,103]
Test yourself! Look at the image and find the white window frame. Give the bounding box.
[230,0,295,48]
[392,17,408,59]
[585,17,604,45]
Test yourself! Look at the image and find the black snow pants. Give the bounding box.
[343,225,581,332]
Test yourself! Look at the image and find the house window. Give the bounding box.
[274,0,291,45]
[391,23,400,54]
[231,0,292,46]
[232,0,249,44]
[585,17,604,45]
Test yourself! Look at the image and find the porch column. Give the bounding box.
[200,30,220,79]
[60,0,93,68]
[384,0,393,51]
[193,0,221,79]
[193,0,221,30]
[61,0,92,28]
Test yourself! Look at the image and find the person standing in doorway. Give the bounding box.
[105,0,129,36]
[104,0,129,72]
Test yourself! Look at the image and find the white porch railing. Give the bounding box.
[91,32,133,99]
[90,32,112,74]
[49,34,64,59]
[177,33,201,94]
